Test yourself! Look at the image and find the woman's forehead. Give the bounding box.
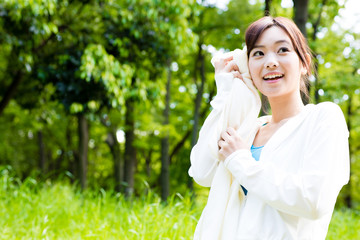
[255,26,292,47]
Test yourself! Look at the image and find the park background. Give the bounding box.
[0,0,359,239]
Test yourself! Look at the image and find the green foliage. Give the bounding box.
[205,0,264,49]
[80,44,133,107]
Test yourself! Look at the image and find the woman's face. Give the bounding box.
[248,26,306,100]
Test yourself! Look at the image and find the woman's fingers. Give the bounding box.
[218,128,235,149]
[218,139,227,150]
[221,130,231,141]
[226,61,244,80]
[215,57,242,75]
[226,127,237,136]
[225,60,240,72]
[232,71,243,80]
[219,127,237,144]
[218,128,249,159]
[224,55,233,62]
[214,56,233,73]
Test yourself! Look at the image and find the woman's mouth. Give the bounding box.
[263,73,284,83]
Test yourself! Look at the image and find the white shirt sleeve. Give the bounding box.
[224,103,350,219]
[188,72,234,187]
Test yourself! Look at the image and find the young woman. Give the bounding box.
[190,16,349,239]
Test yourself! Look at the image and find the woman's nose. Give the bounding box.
[264,54,279,69]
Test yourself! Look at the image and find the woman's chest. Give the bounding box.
[253,121,289,147]
[260,130,310,173]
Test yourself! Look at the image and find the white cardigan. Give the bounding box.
[189,52,349,239]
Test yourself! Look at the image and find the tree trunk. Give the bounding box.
[293,0,309,38]
[66,121,77,182]
[124,97,136,197]
[0,70,23,116]
[78,113,88,190]
[311,0,327,104]
[106,130,123,192]
[264,0,272,16]
[191,45,205,149]
[160,59,172,201]
[189,44,206,191]
[294,0,310,104]
[38,130,46,173]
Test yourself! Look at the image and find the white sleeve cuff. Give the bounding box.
[224,149,261,183]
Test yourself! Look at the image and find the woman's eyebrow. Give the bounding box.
[253,40,291,49]
[275,40,291,45]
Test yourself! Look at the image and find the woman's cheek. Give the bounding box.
[248,62,256,81]
[249,61,262,90]
[249,70,261,89]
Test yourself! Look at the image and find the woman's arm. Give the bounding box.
[190,51,261,187]
[189,71,236,187]
[189,55,248,186]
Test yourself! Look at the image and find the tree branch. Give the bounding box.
[169,84,215,163]
[312,0,327,41]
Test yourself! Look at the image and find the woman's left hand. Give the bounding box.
[218,127,249,159]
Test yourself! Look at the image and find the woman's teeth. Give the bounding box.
[263,74,284,80]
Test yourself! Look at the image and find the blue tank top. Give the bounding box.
[241,145,263,195]
[250,145,263,161]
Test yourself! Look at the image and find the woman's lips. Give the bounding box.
[264,77,283,83]
[263,72,284,83]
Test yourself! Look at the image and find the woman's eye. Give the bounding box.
[278,47,289,53]
[253,51,264,56]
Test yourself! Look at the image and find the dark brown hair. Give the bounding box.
[245,16,313,102]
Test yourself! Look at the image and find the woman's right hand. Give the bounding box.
[213,56,243,80]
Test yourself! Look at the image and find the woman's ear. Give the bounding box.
[301,53,311,75]
[301,67,307,75]
[305,53,311,66]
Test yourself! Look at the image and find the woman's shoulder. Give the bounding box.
[310,102,345,119]
[307,101,347,129]
[256,101,346,126]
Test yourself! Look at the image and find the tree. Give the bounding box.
[79,0,195,197]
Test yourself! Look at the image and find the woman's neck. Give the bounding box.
[268,92,304,123]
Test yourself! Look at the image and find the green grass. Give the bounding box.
[326,208,360,240]
[0,168,359,239]
[0,168,202,239]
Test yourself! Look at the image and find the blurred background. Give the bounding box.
[0,0,359,236]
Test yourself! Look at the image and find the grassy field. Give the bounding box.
[1,168,359,239]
